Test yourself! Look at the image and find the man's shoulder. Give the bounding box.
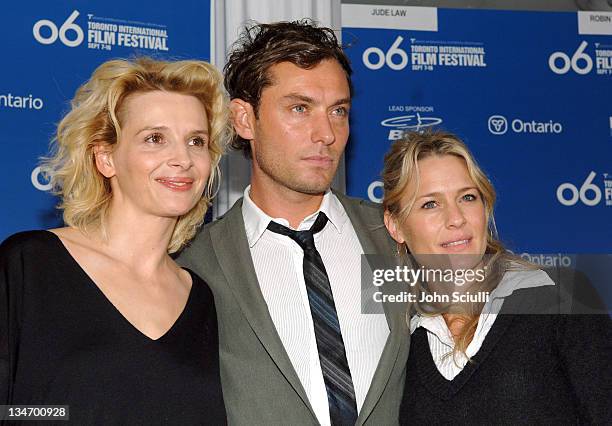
[196,198,244,236]
[177,198,244,262]
[332,190,383,214]
[332,190,385,230]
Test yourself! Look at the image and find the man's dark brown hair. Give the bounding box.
[224,19,352,158]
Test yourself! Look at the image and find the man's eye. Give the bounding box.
[332,106,348,117]
[292,105,307,113]
[189,136,208,147]
[145,133,163,144]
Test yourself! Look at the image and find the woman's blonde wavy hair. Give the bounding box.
[382,130,529,356]
[41,57,229,253]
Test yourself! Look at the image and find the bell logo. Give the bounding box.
[488,115,508,135]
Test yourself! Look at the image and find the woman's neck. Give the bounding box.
[97,202,177,276]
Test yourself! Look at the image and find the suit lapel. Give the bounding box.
[210,200,316,417]
[335,192,407,424]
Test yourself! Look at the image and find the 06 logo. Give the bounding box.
[556,171,601,206]
[367,181,384,203]
[363,36,408,71]
[31,166,53,192]
[33,10,84,47]
[548,41,593,75]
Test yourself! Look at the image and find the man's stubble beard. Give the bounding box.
[254,147,338,196]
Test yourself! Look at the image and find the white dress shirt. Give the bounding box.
[242,186,390,426]
[410,269,555,380]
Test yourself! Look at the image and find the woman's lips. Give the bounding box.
[155,177,194,191]
[440,237,472,251]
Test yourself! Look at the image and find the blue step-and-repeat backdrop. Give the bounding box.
[342,5,612,255]
[1,0,210,240]
[1,3,610,301]
[342,5,611,305]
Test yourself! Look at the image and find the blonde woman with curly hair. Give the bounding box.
[382,130,610,424]
[0,57,228,423]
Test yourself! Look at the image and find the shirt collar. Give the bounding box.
[409,269,555,335]
[488,268,555,299]
[410,314,454,347]
[241,185,349,248]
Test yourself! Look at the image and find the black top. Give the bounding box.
[400,285,612,425]
[0,231,226,425]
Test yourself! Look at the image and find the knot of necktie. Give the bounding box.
[266,212,329,251]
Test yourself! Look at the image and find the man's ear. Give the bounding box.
[230,99,256,141]
[93,144,115,178]
[384,210,405,244]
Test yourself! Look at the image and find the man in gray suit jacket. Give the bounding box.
[178,20,409,425]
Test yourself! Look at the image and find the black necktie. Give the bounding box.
[267,212,358,426]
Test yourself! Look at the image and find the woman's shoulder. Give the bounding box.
[1,231,65,295]
[494,268,555,301]
[181,268,218,336]
[182,267,215,300]
[503,267,554,285]
[0,230,59,256]
[504,266,608,314]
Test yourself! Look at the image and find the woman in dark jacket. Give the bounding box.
[382,130,611,424]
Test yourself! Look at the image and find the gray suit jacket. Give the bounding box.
[177,191,409,425]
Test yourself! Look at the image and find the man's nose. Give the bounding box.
[311,113,335,145]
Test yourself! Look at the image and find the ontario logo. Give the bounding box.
[487,114,562,135]
[381,110,443,140]
[488,115,508,135]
